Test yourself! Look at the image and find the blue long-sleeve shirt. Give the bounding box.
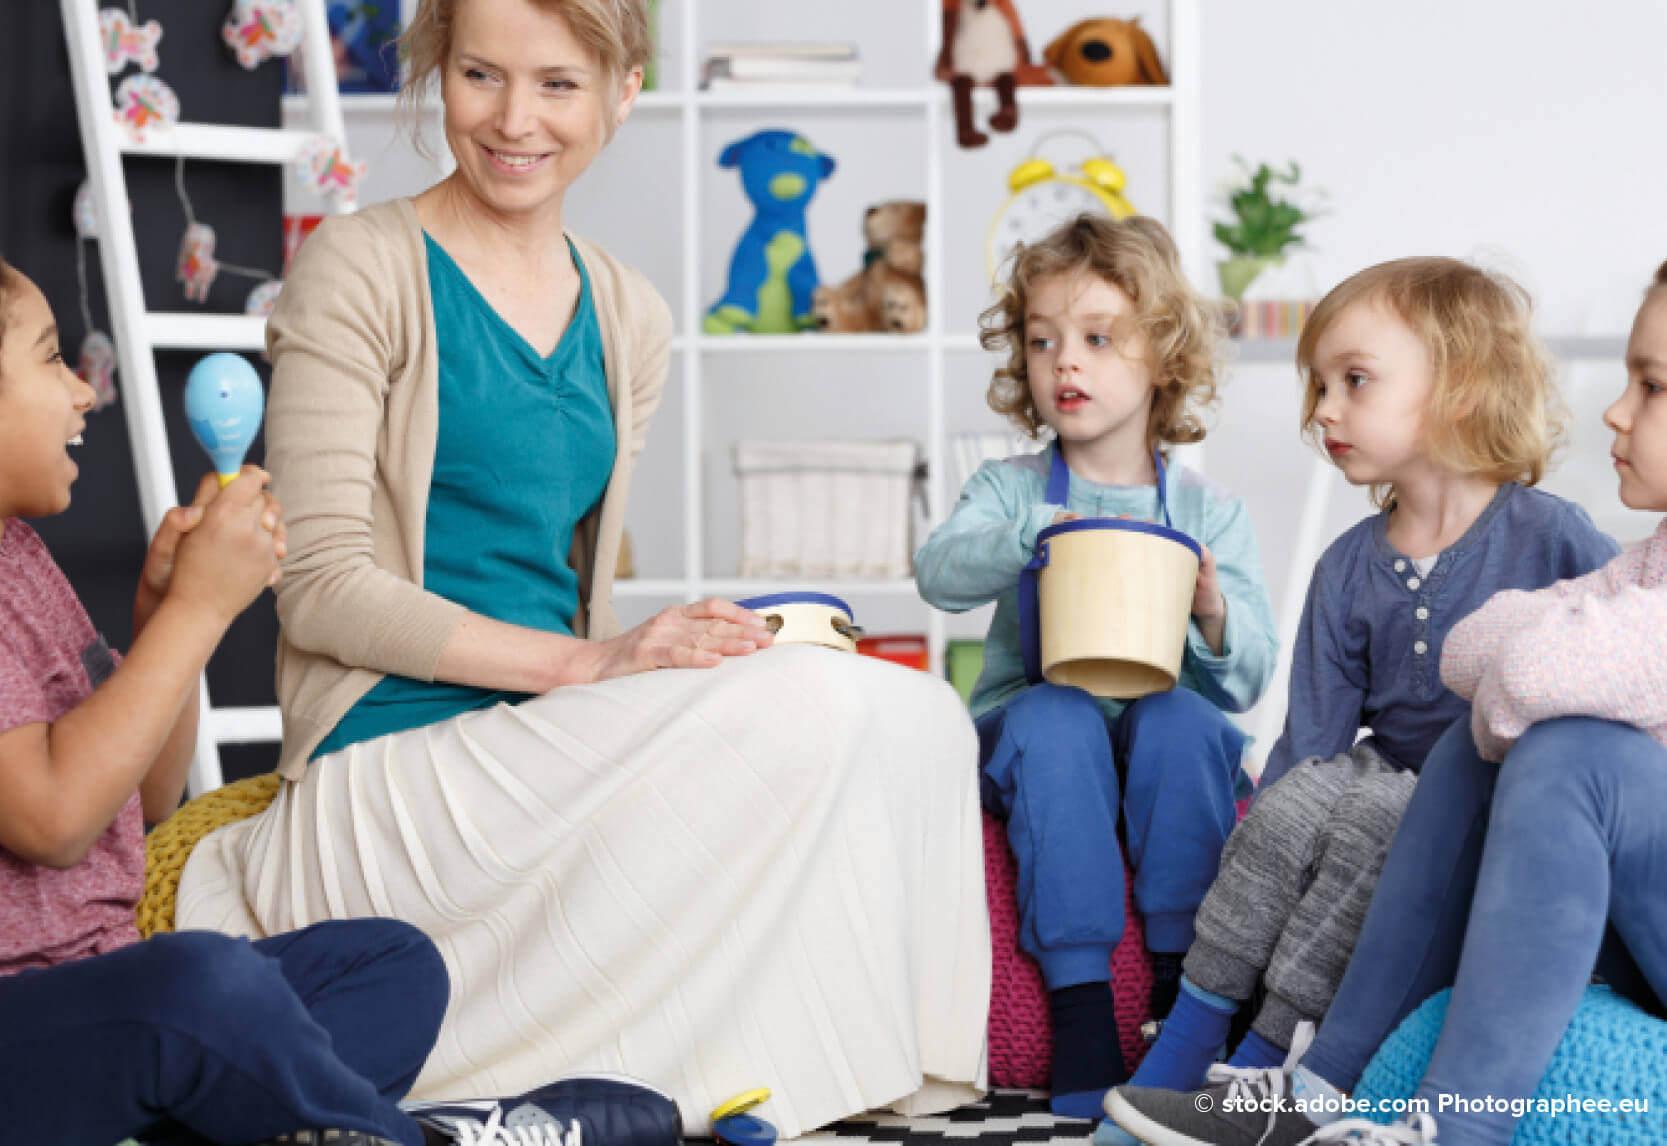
[1258,482,1620,792]
[915,446,1279,726]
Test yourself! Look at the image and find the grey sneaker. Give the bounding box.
[1103,1022,1323,1146]
[1302,1114,1439,1144]
[1103,1080,1322,1146]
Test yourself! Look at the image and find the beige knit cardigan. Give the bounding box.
[263,198,672,780]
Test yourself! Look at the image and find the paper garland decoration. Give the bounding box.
[73,181,99,239]
[113,73,179,141]
[244,279,284,317]
[77,331,119,411]
[222,0,303,70]
[100,8,163,74]
[177,222,221,303]
[298,136,367,211]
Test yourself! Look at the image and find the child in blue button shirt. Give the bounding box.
[915,215,1279,1116]
[1108,257,1620,1120]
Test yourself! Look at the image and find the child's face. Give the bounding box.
[1604,287,1667,512]
[1024,272,1155,453]
[0,276,98,520]
[1307,298,1435,487]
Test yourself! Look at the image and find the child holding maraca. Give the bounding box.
[0,253,451,1146]
[915,214,1280,1115]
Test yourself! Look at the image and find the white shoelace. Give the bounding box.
[450,1105,584,1146]
[1301,1111,1439,1144]
[1201,1020,1317,1146]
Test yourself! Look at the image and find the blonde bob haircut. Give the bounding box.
[1296,256,1566,509]
[980,214,1222,450]
[398,0,651,144]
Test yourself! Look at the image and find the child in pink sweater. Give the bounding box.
[1102,261,1667,1146]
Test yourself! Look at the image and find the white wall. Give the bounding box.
[300,1,1667,754]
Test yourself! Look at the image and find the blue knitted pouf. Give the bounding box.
[1353,985,1667,1144]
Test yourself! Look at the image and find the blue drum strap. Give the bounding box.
[1019,445,1170,684]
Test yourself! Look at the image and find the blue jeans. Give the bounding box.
[0,919,449,1146]
[976,685,1247,989]
[1302,715,1667,1146]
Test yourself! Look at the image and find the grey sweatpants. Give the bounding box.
[1183,743,1418,1048]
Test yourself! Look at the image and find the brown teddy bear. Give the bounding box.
[811,201,927,334]
[1043,17,1168,86]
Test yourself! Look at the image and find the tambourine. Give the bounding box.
[735,592,863,653]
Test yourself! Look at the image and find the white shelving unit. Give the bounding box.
[284,1,1203,677]
[634,0,1199,676]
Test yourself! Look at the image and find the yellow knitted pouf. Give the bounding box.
[137,773,280,938]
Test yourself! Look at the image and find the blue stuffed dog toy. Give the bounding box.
[704,129,836,334]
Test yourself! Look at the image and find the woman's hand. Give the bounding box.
[581,598,776,684]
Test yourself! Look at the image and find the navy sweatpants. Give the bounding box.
[976,684,1247,990]
[0,918,448,1146]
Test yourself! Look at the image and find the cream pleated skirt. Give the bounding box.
[177,646,990,1136]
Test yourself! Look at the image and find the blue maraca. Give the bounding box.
[184,353,264,488]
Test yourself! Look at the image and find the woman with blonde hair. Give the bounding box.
[175,0,989,1133]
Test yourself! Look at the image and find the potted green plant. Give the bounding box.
[1214,158,1314,301]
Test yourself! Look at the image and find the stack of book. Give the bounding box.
[702,42,862,92]
[1226,298,1317,340]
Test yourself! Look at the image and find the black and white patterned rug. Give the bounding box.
[795,1091,1098,1146]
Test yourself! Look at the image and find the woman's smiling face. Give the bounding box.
[439,0,639,220]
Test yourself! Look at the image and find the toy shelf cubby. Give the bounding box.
[283,0,1203,676]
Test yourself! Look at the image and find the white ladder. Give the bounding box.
[62,0,356,796]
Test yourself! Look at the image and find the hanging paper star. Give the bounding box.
[177,222,220,303]
[245,279,284,317]
[222,0,303,71]
[298,136,367,212]
[73,182,100,240]
[113,74,180,142]
[100,8,163,75]
[77,331,119,411]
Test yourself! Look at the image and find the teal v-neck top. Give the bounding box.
[314,234,616,758]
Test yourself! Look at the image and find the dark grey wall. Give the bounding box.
[3,0,286,780]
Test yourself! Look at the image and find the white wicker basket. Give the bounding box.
[733,439,921,580]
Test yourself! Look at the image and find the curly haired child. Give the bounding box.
[1104,257,1621,1146]
[915,214,1280,1116]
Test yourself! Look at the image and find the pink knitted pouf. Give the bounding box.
[983,810,1155,1088]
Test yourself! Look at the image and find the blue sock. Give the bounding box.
[1227,1027,1286,1070]
[1092,1118,1142,1146]
[1049,982,1127,1119]
[1124,975,1239,1091]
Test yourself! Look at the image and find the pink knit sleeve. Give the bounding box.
[1441,554,1632,701]
[1441,589,1555,701]
[1464,538,1667,759]
[1475,585,1667,751]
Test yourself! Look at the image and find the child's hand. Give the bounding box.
[134,475,218,630]
[1052,511,1081,525]
[1192,546,1229,656]
[1192,545,1227,620]
[166,467,287,627]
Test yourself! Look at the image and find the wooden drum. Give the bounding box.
[1033,519,1200,698]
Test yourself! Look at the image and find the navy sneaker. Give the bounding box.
[410,1073,681,1146]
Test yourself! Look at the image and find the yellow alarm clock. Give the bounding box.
[987,130,1137,278]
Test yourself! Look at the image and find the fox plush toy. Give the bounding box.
[935,0,1050,149]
